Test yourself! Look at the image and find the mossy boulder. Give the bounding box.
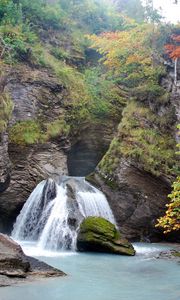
[77,217,135,256]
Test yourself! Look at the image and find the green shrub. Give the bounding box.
[131,83,166,103]
[114,65,166,89]
[51,47,69,61]
[84,67,125,119]
[0,0,22,26]
[20,0,65,30]
[44,119,70,139]
[0,24,38,62]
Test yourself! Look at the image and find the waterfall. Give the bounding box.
[12,177,116,251]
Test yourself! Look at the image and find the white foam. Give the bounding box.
[16,241,77,257]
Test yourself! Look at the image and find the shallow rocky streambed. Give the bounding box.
[0,242,179,300]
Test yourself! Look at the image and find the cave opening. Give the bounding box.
[67,139,107,177]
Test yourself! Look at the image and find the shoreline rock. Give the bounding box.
[156,249,180,261]
[0,234,66,287]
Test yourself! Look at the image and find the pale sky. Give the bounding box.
[153,0,180,23]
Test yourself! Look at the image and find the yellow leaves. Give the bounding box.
[126,54,140,64]
[156,176,180,234]
[126,54,151,65]
[87,24,153,73]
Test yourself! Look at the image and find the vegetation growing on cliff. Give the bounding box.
[9,118,70,145]
[0,0,128,140]
[0,1,179,182]
[88,20,179,179]
[0,72,13,135]
[0,92,13,134]
[99,100,177,178]
[156,127,180,233]
[156,176,180,233]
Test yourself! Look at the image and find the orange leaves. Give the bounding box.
[171,48,180,59]
[87,25,153,71]
[172,34,180,42]
[100,32,120,40]
[164,34,180,60]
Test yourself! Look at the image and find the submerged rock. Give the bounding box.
[77,217,135,256]
[157,249,180,261]
[0,233,66,287]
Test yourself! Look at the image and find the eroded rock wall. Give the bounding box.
[0,132,11,194]
[0,65,118,233]
[0,66,69,232]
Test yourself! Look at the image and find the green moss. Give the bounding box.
[9,117,70,145]
[173,251,180,257]
[77,217,135,255]
[131,83,166,103]
[99,137,121,176]
[0,24,38,64]
[44,119,70,139]
[9,120,42,145]
[102,176,119,190]
[99,101,177,178]
[80,216,118,240]
[0,92,13,134]
[40,51,91,129]
[85,173,101,189]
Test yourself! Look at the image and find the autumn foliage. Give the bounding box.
[164,34,180,60]
[87,24,168,89]
[156,125,180,234]
[156,177,180,233]
[87,25,153,71]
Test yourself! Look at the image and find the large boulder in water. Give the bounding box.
[77,217,135,256]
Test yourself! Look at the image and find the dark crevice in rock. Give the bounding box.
[67,140,107,176]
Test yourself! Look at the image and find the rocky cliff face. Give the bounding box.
[88,162,171,241]
[0,142,68,233]
[0,64,117,233]
[0,55,179,241]
[0,131,10,194]
[0,66,69,232]
[89,62,180,242]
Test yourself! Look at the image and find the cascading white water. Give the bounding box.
[77,186,115,222]
[37,185,77,251]
[12,177,116,251]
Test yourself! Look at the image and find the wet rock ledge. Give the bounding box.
[0,233,66,287]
